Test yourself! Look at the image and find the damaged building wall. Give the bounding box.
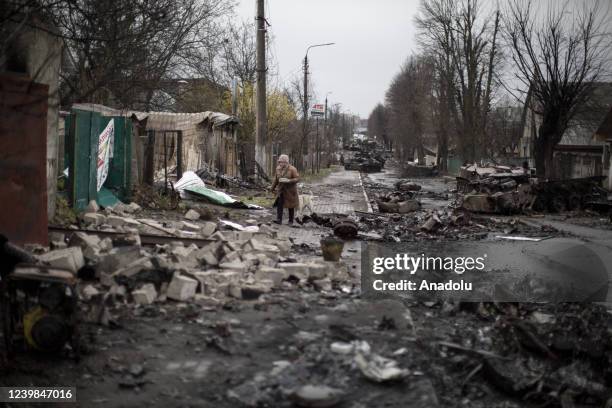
[2,17,63,220]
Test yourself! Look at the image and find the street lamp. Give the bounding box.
[302,42,335,172]
[320,91,332,171]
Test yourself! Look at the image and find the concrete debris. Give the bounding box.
[69,231,101,251]
[200,221,217,236]
[81,284,100,300]
[278,262,310,282]
[181,221,201,232]
[132,283,158,305]
[38,247,85,273]
[123,202,142,213]
[254,267,287,287]
[354,352,409,383]
[82,212,106,226]
[111,256,153,279]
[166,274,198,301]
[292,385,344,408]
[107,215,128,228]
[240,281,273,299]
[420,214,442,232]
[184,209,201,221]
[49,232,67,249]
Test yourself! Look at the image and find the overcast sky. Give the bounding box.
[235,0,420,119]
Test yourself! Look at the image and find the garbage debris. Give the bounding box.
[354,350,409,383]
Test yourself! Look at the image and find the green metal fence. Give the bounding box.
[67,109,131,210]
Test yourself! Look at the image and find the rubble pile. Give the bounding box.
[73,199,225,240]
[426,302,612,407]
[356,209,554,241]
[40,222,355,320]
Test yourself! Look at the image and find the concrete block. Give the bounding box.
[96,247,143,275]
[172,245,195,259]
[217,271,242,284]
[184,209,200,221]
[38,247,84,273]
[193,271,216,294]
[125,202,142,213]
[228,284,242,299]
[49,232,66,249]
[83,246,101,262]
[69,231,101,250]
[256,254,278,267]
[210,231,227,241]
[238,231,254,241]
[167,274,198,301]
[255,267,287,287]
[83,212,106,226]
[258,224,277,237]
[220,250,241,264]
[200,221,217,237]
[240,281,273,300]
[109,284,127,298]
[196,249,219,267]
[81,284,100,300]
[181,221,201,232]
[99,237,113,252]
[219,261,248,273]
[132,283,157,305]
[278,262,310,282]
[112,257,153,278]
[107,215,127,228]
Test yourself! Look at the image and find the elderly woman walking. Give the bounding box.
[270,154,300,225]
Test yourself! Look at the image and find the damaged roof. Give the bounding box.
[71,103,239,130]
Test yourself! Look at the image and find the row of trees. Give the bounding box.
[2,0,355,174]
[369,0,609,177]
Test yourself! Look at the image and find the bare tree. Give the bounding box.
[416,0,501,163]
[367,103,389,148]
[385,55,434,165]
[504,0,610,178]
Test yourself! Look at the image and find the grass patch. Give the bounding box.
[239,194,275,208]
[53,195,78,226]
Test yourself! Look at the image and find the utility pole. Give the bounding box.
[315,117,319,173]
[255,0,267,177]
[302,55,309,172]
[301,42,334,172]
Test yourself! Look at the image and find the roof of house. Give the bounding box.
[522,82,612,147]
[560,82,612,146]
[594,107,612,142]
[71,103,238,129]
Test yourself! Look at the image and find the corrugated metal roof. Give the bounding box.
[71,103,239,129]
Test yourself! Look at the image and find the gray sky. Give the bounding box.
[235,0,420,118]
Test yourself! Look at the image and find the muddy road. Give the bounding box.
[1,163,611,408]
